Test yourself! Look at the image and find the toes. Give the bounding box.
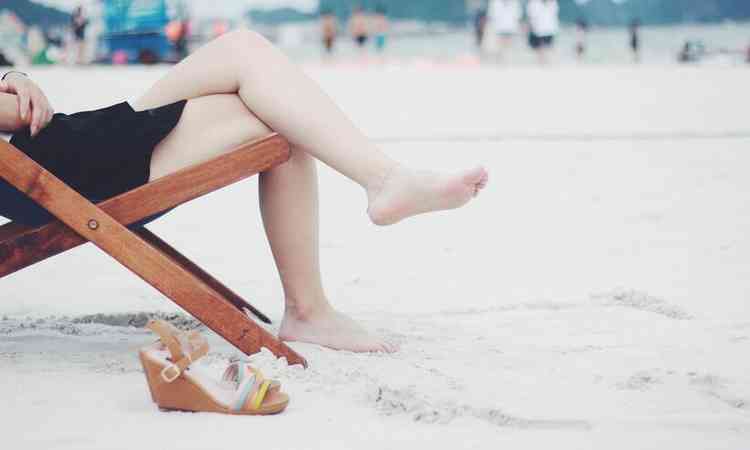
[461,166,488,185]
[473,172,489,196]
[478,173,489,188]
[374,339,399,353]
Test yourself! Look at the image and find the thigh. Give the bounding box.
[148,93,272,181]
[130,31,253,111]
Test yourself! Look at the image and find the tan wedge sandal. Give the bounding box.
[139,319,290,415]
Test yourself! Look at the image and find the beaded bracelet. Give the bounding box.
[1,71,28,81]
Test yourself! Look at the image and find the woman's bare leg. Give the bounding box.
[259,146,396,352]
[149,94,394,352]
[135,29,488,226]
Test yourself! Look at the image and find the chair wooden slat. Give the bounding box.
[0,134,288,278]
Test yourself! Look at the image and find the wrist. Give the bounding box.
[1,71,28,81]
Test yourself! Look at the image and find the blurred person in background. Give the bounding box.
[473,7,488,52]
[166,18,191,62]
[320,9,338,57]
[372,5,389,56]
[175,21,190,62]
[487,0,522,61]
[575,18,588,62]
[212,20,230,40]
[526,0,559,64]
[70,5,89,64]
[0,51,13,67]
[629,19,641,63]
[349,5,369,55]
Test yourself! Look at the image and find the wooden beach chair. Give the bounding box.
[0,133,307,367]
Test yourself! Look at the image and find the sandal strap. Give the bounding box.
[227,361,280,412]
[221,356,256,386]
[146,319,209,383]
[233,370,273,412]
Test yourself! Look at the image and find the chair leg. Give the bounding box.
[133,227,272,324]
[131,228,306,366]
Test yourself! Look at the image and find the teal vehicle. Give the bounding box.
[100,0,175,63]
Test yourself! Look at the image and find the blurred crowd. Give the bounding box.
[474,0,642,64]
[0,0,748,68]
[0,2,217,67]
[315,0,749,66]
[319,5,390,60]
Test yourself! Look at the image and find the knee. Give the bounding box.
[261,148,315,179]
[288,148,314,166]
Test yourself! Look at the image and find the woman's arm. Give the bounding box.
[0,92,24,132]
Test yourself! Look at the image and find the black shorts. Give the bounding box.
[73,27,86,41]
[528,32,554,49]
[355,35,368,47]
[630,36,640,52]
[1,100,186,226]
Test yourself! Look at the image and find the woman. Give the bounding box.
[487,0,522,60]
[372,5,389,55]
[629,19,641,63]
[70,5,89,64]
[575,18,588,62]
[348,6,369,53]
[320,9,338,56]
[526,0,559,64]
[0,30,488,353]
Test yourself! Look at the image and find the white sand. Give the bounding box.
[2,64,750,449]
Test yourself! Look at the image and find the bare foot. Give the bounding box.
[279,306,397,353]
[367,165,489,226]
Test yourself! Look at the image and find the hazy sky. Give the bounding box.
[35,0,319,16]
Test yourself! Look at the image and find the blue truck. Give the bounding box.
[100,0,175,63]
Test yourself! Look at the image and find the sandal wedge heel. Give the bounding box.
[139,319,289,415]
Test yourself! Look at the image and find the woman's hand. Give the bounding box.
[0,73,54,136]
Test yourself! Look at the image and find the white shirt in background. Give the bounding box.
[488,0,522,35]
[526,0,560,37]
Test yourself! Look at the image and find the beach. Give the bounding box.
[2,63,750,449]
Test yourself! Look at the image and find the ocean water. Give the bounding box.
[278,22,750,65]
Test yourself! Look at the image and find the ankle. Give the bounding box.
[364,162,400,198]
[283,298,332,322]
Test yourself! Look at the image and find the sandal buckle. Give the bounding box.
[160,364,180,383]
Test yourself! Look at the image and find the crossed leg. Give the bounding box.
[133,29,489,352]
[134,29,488,226]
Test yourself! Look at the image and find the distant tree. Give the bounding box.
[260,0,750,26]
[559,0,750,26]
[319,0,468,24]
[2,0,70,28]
